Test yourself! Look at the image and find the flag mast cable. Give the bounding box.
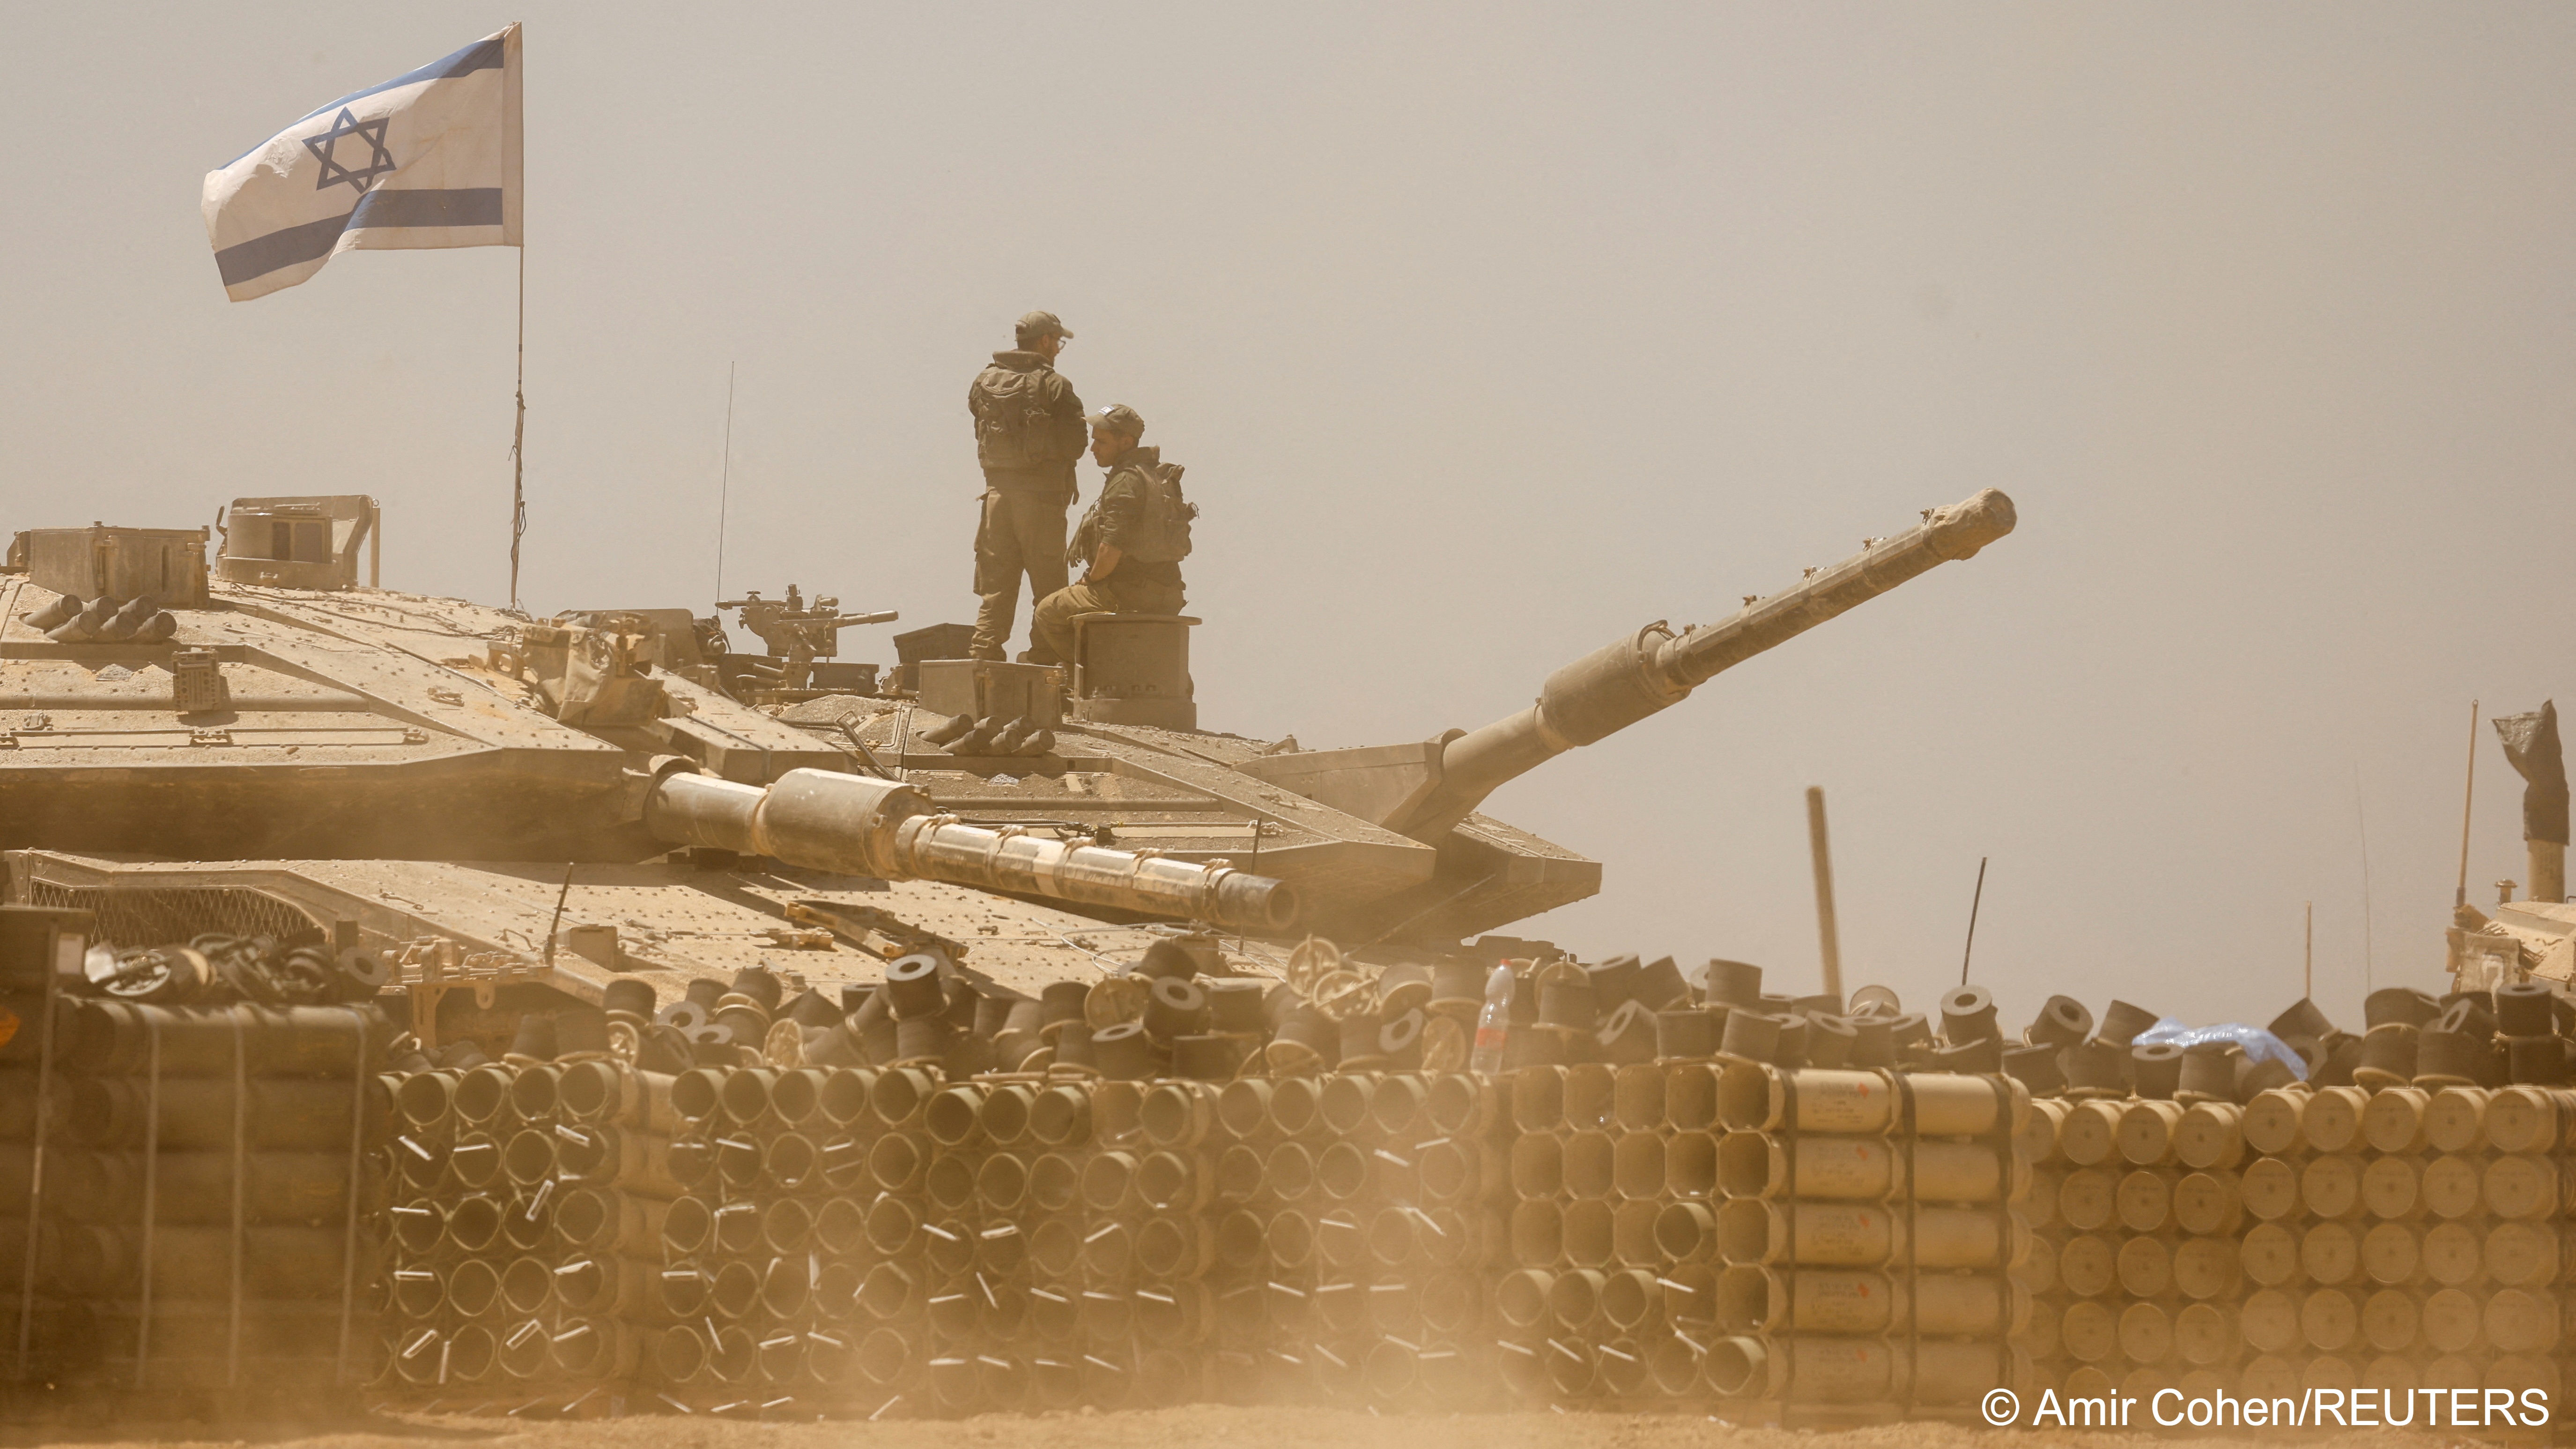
[508,240,526,610]
[506,17,527,612]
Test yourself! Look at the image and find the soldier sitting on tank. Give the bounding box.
[1029,403,1192,667]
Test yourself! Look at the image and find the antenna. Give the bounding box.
[715,361,737,600]
[2457,698,2481,909]
[2355,765,2376,993]
[1958,855,1988,987]
[543,861,575,968]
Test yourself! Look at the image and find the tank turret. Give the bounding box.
[2,486,2013,1012]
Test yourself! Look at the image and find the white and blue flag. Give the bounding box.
[202,24,522,302]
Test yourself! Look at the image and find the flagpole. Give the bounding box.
[509,245,526,611]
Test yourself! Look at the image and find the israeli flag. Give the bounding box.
[202,24,522,302]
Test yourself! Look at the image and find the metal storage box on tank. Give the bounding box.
[890,621,977,693]
[18,525,210,607]
[918,659,1062,729]
[1070,613,1197,730]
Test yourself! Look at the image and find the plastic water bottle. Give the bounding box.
[1469,964,1515,1076]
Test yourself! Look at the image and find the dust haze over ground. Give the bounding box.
[5,5,2575,1026]
[0,1410,2467,1449]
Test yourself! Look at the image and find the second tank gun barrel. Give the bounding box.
[1386,487,2017,839]
[641,764,1298,933]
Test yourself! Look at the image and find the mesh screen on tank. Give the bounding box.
[22,882,320,948]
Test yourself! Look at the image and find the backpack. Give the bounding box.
[1123,459,1196,564]
[973,365,1081,470]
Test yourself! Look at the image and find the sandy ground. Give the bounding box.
[0,1408,2480,1449]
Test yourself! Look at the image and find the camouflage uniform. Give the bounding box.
[1031,441,1186,665]
[967,329,1086,661]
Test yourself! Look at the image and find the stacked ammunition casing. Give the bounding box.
[893,1069,1150,1415]
[639,1063,1244,1416]
[649,1063,874,1412]
[29,995,384,1395]
[2235,1081,2576,1403]
[1701,1064,2029,1419]
[1205,1071,1506,1410]
[383,1058,684,1406]
[0,908,80,1387]
[1488,1063,1712,1404]
[207,938,2576,1428]
[2013,1093,2250,1404]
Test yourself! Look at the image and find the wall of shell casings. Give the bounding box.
[2228,1083,2575,1403]
[1695,1064,2028,1419]
[363,1063,2576,1421]
[385,1057,718,1400]
[370,1057,2059,1419]
[2013,1095,2252,1403]
[382,1060,1520,1412]
[6,997,385,1397]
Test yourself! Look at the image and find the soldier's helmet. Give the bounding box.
[1086,403,1145,438]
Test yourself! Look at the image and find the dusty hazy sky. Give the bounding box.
[5,4,2571,1032]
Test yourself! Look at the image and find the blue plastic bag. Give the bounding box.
[2132,1018,2309,1081]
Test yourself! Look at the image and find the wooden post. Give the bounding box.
[1805,788,1843,1000]
[368,497,380,589]
[2304,902,2312,1001]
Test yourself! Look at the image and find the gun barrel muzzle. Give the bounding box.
[1389,489,2017,839]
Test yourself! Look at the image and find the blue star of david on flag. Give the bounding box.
[301,108,397,195]
[202,24,520,301]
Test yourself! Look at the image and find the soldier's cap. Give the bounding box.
[1015,310,1073,340]
[1086,403,1145,436]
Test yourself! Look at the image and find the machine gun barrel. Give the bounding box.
[1386,487,2016,840]
[711,603,896,630]
[642,765,1299,932]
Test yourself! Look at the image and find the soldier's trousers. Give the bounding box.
[969,488,1070,661]
[1030,574,1187,668]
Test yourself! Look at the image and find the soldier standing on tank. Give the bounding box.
[1030,403,1191,667]
[967,311,1088,662]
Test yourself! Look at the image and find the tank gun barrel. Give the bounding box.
[1387,487,2016,839]
[643,765,1298,932]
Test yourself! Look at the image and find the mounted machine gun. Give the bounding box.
[715,585,898,698]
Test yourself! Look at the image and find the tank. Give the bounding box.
[0,488,2014,1018]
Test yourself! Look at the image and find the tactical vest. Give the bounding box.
[972,365,1084,472]
[1121,459,1195,565]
